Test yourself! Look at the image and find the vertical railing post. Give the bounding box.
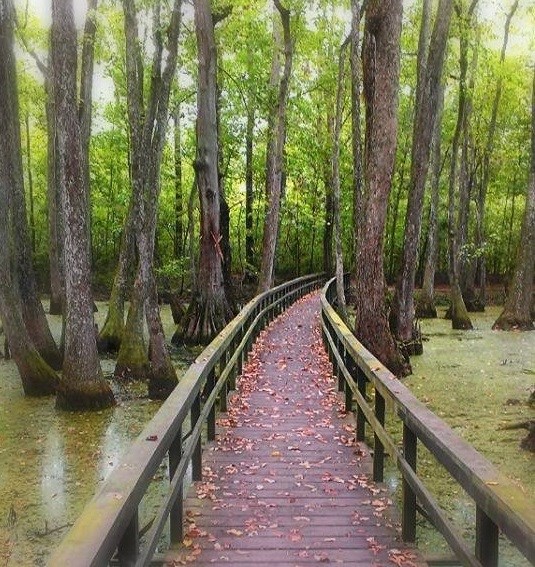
[219,350,228,412]
[476,507,499,567]
[356,368,367,442]
[344,354,353,413]
[337,343,345,392]
[402,423,417,543]
[207,370,216,441]
[373,391,385,482]
[117,511,139,566]
[191,392,202,481]
[169,426,183,543]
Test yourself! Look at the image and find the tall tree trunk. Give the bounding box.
[173,104,184,260]
[323,115,334,276]
[258,0,293,293]
[178,0,232,344]
[0,0,58,395]
[97,204,135,352]
[350,0,364,272]
[446,1,476,330]
[115,0,182,398]
[25,114,36,253]
[46,83,65,316]
[51,0,114,409]
[493,68,535,331]
[416,83,445,318]
[355,0,409,377]
[333,42,348,323]
[245,90,255,278]
[391,0,453,350]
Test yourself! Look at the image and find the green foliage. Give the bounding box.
[12,0,535,293]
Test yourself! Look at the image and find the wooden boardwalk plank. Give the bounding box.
[165,293,425,566]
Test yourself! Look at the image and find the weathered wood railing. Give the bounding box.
[321,276,535,567]
[49,274,325,567]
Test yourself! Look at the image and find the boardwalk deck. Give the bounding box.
[165,293,426,567]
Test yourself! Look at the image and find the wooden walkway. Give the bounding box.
[166,293,426,567]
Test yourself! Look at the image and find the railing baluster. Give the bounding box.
[476,506,499,567]
[191,393,202,481]
[337,343,345,392]
[219,351,228,413]
[356,368,367,442]
[117,510,139,566]
[373,391,385,482]
[402,423,417,543]
[169,426,183,543]
[344,355,353,413]
[207,370,216,442]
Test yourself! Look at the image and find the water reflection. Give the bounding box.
[0,302,187,566]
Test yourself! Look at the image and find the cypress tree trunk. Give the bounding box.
[51,0,114,409]
[0,0,58,395]
[355,0,409,377]
[98,203,134,352]
[416,83,444,319]
[115,0,182,397]
[258,0,293,293]
[446,2,475,330]
[177,0,232,344]
[391,0,453,350]
[350,0,363,271]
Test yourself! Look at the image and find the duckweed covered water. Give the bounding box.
[400,306,534,566]
[0,302,189,566]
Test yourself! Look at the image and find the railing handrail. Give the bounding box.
[320,276,535,567]
[49,273,325,567]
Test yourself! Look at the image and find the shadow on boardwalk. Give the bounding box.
[166,292,425,566]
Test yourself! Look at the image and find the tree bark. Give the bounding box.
[176,0,232,345]
[446,1,476,330]
[391,0,453,350]
[493,68,535,331]
[114,0,182,398]
[333,42,348,322]
[245,88,255,277]
[173,104,184,260]
[355,0,409,377]
[0,0,58,395]
[51,0,114,409]
[416,83,445,319]
[257,0,293,293]
[350,0,364,270]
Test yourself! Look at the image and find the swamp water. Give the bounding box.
[0,302,190,566]
[1,303,533,565]
[389,306,534,566]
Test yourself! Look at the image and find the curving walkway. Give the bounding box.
[166,292,426,566]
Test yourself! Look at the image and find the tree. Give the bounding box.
[391,0,453,352]
[354,0,409,377]
[332,40,349,322]
[446,0,478,330]
[0,0,58,395]
[416,82,445,319]
[114,0,182,399]
[258,0,293,293]
[51,0,114,409]
[493,67,535,331]
[350,0,364,269]
[177,0,233,344]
